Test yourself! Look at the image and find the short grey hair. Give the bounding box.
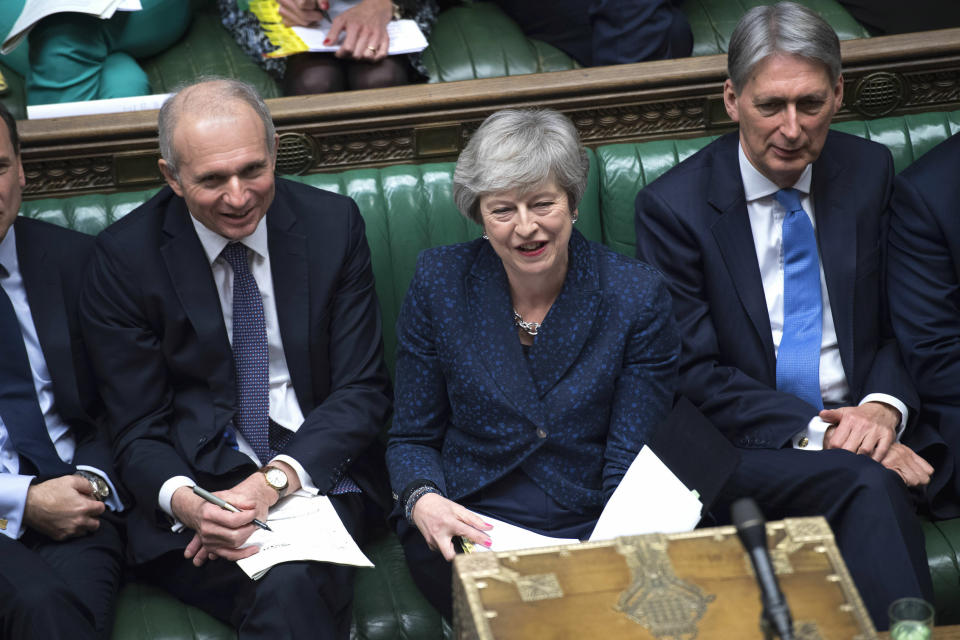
[727,2,841,93]
[453,109,589,224]
[158,77,276,180]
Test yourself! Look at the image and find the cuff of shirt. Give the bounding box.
[271,455,318,495]
[76,465,124,513]
[158,475,195,533]
[792,416,831,450]
[859,393,908,441]
[0,473,34,539]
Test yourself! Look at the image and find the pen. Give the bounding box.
[192,485,272,531]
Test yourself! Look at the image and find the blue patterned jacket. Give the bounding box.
[385,229,679,514]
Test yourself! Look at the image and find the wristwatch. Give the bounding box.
[260,466,289,498]
[77,470,110,502]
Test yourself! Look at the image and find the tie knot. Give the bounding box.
[221,242,249,274]
[774,188,804,215]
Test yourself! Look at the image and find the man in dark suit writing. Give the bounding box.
[634,2,933,628]
[80,78,391,638]
[0,103,125,639]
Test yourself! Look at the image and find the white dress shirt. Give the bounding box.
[738,145,907,450]
[0,225,121,539]
[158,214,319,522]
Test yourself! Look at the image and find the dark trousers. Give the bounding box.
[139,493,365,640]
[398,469,597,620]
[715,448,933,631]
[0,517,124,640]
[492,0,692,67]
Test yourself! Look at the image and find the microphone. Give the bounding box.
[731,497,795,640]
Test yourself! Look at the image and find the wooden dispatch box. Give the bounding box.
[453,516,877,639]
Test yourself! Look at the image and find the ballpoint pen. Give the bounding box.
[193,485,272,531]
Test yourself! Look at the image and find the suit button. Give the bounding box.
[198,436,207,445]
[798,436,809,448]
[536,428,547,439]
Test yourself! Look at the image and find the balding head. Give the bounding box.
[158,78,276,181]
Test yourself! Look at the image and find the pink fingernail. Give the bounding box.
[483,539,492,548]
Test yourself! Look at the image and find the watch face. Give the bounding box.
[265,468,288,490]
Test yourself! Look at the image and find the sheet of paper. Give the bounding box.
[3,0,127,53]
[236,491,373,580]
[291,19,428,56]
[117,0,143,10]
[27,93,171,119]
[465,514,579,554]
[588,445,702,541]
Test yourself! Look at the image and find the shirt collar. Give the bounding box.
[738,142,813,203]
[189,213,269,265]
[0,223,18,278]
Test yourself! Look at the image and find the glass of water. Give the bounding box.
[889,597,934,640]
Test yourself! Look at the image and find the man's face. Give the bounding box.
[160,104,277,241]
[724,54,843,188]
[0,123,25,242]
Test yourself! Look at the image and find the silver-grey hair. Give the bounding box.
[453,109,589,224]
[727,1,841,92]
[158,77,276,180]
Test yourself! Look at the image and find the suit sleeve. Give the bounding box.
[857,150,918,414]
[888,170,960,404]
[602,270,679,495]
[79,232,194,517]
[384,252,450,497]
[635,186,815,448]
[293,203,392,493]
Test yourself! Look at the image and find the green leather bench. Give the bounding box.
[0,0,869,119]
[21,109,960,638]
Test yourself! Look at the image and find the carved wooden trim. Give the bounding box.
[17,28,960,200]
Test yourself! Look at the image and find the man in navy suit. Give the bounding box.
[80,79,391,639]
[888,132,960,519]
[0,104,125,639]
[635,2,933,628]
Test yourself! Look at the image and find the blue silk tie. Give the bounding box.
[0,266,73,478]
[222,243,273,464]
[774,188,824,410]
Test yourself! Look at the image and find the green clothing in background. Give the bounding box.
[0,0,191,105]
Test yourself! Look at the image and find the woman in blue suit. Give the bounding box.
[385,108,679,618]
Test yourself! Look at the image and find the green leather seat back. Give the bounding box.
[684,0,871,57]
[923,520,960,626]
[422,2,578,82]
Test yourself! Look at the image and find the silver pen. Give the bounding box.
[192,485,272,531]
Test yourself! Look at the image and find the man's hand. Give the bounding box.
[24,474,105,541]
[411,493,492,561]
[820,402,900,461]
[879,443,934,487]
[323,0,392,61]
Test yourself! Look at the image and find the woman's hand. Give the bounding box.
[323,0,393,61]
[411,493,493,560]
[277,0,327,27]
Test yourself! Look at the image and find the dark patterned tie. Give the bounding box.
[221,243,272,463]
[774,188,824,410]
[0,265,73,478]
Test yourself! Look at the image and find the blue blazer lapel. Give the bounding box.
[528,230,602,398]
[707,137,777,377]
[811,150,856,378]
[266,201,312,410]
[466,243,546,427]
